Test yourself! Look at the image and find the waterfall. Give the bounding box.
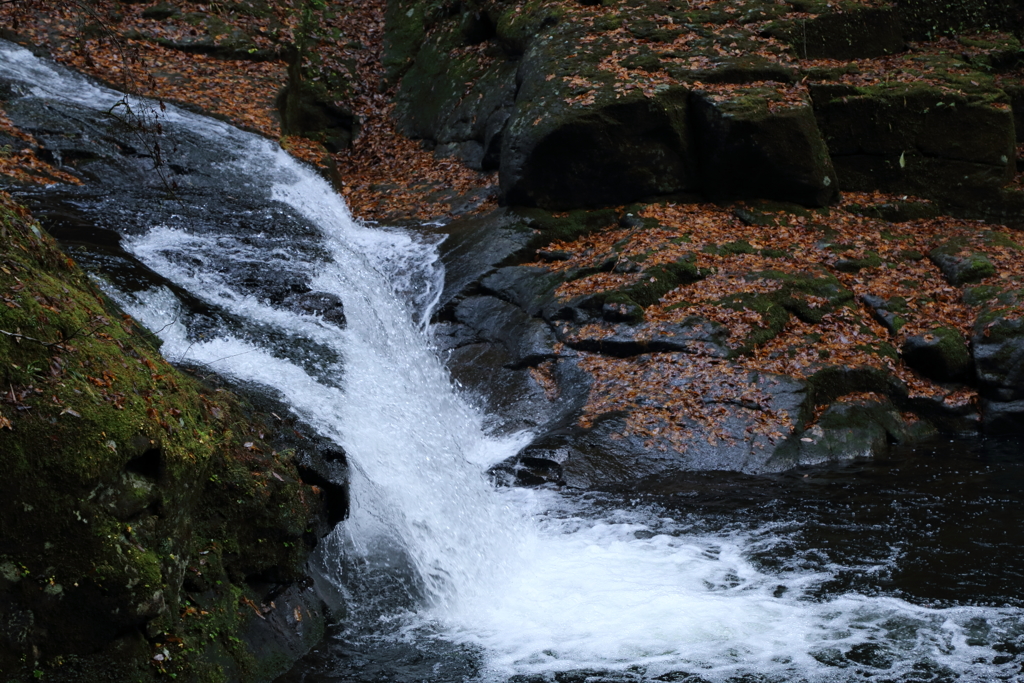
[3,39,1024,683]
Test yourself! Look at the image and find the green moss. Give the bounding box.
[963,284,1002,307]
[519,207,620,252]
[721,240,757,255]
[898,249,925,261]
[984,230,1024,251]
[748,268,855,322]
[930,239,997,286]
[715,291,791,353]
[834,251,883,273]
[806,365,907,408]
[496,0,566,53]
[0,196,322,681]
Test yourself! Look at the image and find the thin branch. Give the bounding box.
[0,321,108,350]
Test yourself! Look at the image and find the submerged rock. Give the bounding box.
[283,291,347,327]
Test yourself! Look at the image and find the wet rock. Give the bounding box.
[513,366,810,488]
[973,314,1024,401]
[930,239,997,286]
[239,583,326,682]
[431,321,479,353]
[454,296,557,369]
[981,399,1024,434]
[283,291,347,327]
[904,392,981,435]
[901,327,972,383]
[555,317,732,359]
[768,396,906,470]
[479,265,563,316]
[430,209,535,308]
[448,344,588,433]
[601,299,644,323]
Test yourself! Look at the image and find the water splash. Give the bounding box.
[4,38,1024,683]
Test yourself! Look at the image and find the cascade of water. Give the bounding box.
[4,39,1024,683]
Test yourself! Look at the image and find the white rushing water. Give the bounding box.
[3,39,1024,683]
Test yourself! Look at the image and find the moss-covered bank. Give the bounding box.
[0,193,328,682]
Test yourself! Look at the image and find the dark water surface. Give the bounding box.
[280,437,1024,683]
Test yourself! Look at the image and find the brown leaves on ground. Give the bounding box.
[0,107,82,186]
[0,0,494,222]
[529,194,1024,441]
[577,350,793,451]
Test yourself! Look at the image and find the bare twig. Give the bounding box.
[0,320,108,350]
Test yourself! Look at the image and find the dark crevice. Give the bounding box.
[126,447,163,480]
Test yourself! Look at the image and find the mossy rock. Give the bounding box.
[805,364,908,407]
[834,250,883,273]
[382,0,431,81]
[495,0,566,55]
[973,313,1024,401]
[763,5,904,60]
[963,284,1006,308]
[901,327,972,383]
[690,88,839,207]
[844,198,941,223]
[0,197,325,681]
[277,58,358,152]
[769,395,906,469]
[747,268,855,323]
[569,256,710,321]
[714,291,791,353]
[813,83,1016,207]
[860,293,908,334]
[141,3,179,20]
[516,207,619,252]
[929,238,997,286]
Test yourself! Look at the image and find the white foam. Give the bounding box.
[15,32,1012,679]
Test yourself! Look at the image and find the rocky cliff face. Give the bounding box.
[0,193,330,682]
[383,0,1024,486]
[387,0,1024,221]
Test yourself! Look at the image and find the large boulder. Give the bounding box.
[900,327,972,383]
[498,24,697,209]
[0,196,329,682]
[763,5,904,60]
[973,314,1024,401]
[812,83,1017,208]
[691,88,839,206]
[500,89,696,208]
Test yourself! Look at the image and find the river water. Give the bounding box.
[2,41,1024,683]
